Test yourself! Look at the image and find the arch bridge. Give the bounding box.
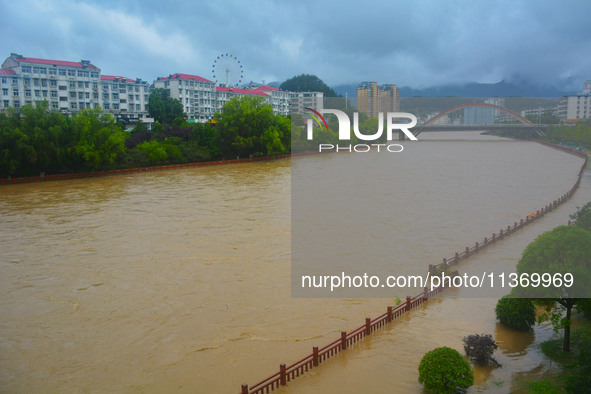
[412,103,545,137]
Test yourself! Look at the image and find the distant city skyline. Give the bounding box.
[1,0,590,91]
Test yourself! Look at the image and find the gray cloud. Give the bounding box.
[1,0,590,89]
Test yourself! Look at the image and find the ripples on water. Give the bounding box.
[0,132,588,392]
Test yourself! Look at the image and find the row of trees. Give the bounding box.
[544,121,591,149]
[0,95,292,178]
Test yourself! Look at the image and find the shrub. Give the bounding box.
[418,346,473,393]
[495,296,536,330]
[462,334,498,363]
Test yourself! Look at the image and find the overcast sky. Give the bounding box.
[1,0,590,89]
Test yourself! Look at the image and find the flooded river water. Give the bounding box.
[0,132,588,393]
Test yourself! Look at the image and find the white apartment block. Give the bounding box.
[0,53,151,125]
[289,91,324,114]
[100,75,151,124]
[1,53,101,113]
[153,73,217,122]
[558,94,591,121]
[250,85,290,115]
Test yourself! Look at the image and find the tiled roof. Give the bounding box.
[101,75,136,83]
[216,86,270,97]
[15,57,98,69]
[253,85,280,91]
[0,68,16,75]
[159,73,213,83]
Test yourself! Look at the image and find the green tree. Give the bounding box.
[69,108,127,170]
[570,201,591,231]
[148,88,185,125]
[418,347,474,393]
[214,96,290,157]
[514,225,591,351]
[280,74,338,97]
[495,296,536,330]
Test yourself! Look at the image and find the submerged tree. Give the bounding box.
[514,225,591,352]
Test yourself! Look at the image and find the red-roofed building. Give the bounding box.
[100,75,152,125]
[1,53,152,126]
[215,86,272,114]
[153,73,217,122]
[1,53,101,112]
[249,85,290,115]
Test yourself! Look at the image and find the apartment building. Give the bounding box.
[100,75,151,124]
[357,82,400,118]
[289,91,324,114]
[250,85,290,115]
[0,53,151,126]
[1,53,101,113]
[153,73,216,122]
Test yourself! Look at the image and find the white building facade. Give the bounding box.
[289,91,324,114]
[0,53,151,125]
[153,73,217,122]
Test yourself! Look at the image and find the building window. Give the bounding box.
[93,93,98,99]
[41,80,48,87]
[85,92,90,99]
[70,102,77,109]
[1,77,6,84]
[78,92,84,99]
[13,101,20,108]
[51,102,58,109]
[104,103,110,109]
[51,91,58,98]
[103,93,109,100]
[69,81,76,88]
[59,96,67,101]
[3,100,9,107]
[25,90,31,97]
[102,84,109,90]
[13,89,19,96]
[49,68,57,75]
[91,72,99,79]
[59,85,67,90]
[77,81,83,88]
[113,104,119,110]
[59,69,66,76]
[42,91,48,98]
[50,80,57,87]
[79,102,85,109]
[70,92,76,99]
[136,104,141,111]
[22,66,31,73]
[67,70,75,77]
[93,83,98,89]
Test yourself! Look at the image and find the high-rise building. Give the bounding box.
[357,82,399,118]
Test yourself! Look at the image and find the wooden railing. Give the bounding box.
[240,142,588,394]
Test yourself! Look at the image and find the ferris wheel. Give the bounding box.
[212,53,244,87]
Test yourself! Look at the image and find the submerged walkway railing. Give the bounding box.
[240,142,588,394]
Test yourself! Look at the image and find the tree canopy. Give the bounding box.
[148,88,185,125]
[514,225,591,351]
[280,74,338,97]
[214,95,290,157]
